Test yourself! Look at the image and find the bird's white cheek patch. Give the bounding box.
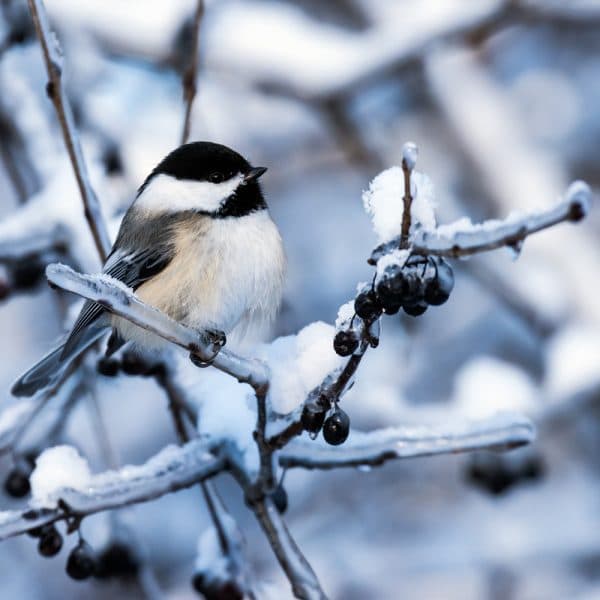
[136,173,242,214]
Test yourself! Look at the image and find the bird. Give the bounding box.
[12,141,286,397]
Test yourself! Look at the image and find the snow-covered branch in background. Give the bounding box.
[0,440,225,541]
[279,413,534,470]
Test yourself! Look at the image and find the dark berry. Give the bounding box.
[66,541,96,580]
[354,289,381,322]
[425,258,454,306]
[376,268,404,312]
[301,405,326,434]
[102,146,123,175]
[399,269,425,306]
[323,408,350,446]
[4,468,31,498]
[271,485,288,514]
[403,302,428,317]
[94,542,139,578]
[97,357,120,377]
[192,574,243,600]
[333,329,359,357]
[12,261,45,290]
[120,352,147,375]
[38,525,63,557]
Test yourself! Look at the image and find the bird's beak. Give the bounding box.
[243,166,267,184]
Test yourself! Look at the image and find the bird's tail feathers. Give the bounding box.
[11,326,106,397]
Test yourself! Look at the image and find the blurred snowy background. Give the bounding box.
[0,0,599,598]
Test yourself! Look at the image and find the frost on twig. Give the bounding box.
[278,413,535,470]
[0,440,225,541]
[45,263,270,390]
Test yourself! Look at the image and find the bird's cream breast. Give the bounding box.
[131,210,285,339]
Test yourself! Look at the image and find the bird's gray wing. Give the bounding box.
[61,210,181,358]
[62,249,173,353]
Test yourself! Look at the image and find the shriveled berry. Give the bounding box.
[425,258,454,305]
[97,357,120,377]
[354,289,381,322]
[271,485,288,514]
[4,468,30,498]
[333,329,359,357]
[94,542,139,578]
[301,405,326,434]
[323,408,350,446]
[66,541,96,580]
[38,525,63,557]
[403,302,428,317]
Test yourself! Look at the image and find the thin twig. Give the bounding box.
[180,0,204,145]
[400,148,415,248]
[27,0,111,260]
[252,498,327,600]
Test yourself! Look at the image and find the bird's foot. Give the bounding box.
[189,328,226,368]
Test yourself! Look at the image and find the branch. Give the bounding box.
[45,263,270,391]
[180,0,204,144]
[27,0,111,261]
[252,498,327,600]
[0,440,225,540]
[279,413,535,470]
[370,181,591,262]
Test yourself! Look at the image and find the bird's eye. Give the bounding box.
[209,172,224,183]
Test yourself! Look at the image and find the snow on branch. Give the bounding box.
[278,413,535,470]
[45,263,270,391]
[27,0,111,261]
[0,440,225,541]
[370,181,591,262]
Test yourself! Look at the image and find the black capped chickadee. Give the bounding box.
[12,142,286,397]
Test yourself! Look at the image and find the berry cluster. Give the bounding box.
[301,403,350,446]
[28,523,139,581]
[370,254,454,319]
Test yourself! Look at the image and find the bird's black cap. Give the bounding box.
[138,141,268,218]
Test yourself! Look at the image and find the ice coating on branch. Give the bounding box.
[262,322,344,414]
[363,167,436,242]
[402,141,418,171]
[453,357,536,420]
[30,445,92,508]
